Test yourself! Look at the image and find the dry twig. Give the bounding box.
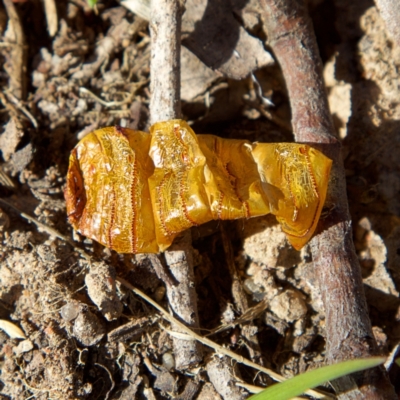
[149,0,202,369]
[2,0,27,100]
[261,0,396,398]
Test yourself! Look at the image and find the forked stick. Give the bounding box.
[261,0,396,398]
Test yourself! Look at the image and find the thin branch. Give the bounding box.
[261,0,396,398]
[149,0,181,122]
[149,0,202,369]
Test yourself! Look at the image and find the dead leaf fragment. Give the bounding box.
[122,0,274,80]
[181,46,221,101]
[121,0,150,21]
[182,0,274,79]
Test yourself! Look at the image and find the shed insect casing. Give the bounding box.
[65,126,158,253]
[65,120,332,253]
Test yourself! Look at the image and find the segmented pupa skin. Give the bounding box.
[65,120,332,253]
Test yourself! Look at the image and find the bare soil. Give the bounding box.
[0,0,399,399]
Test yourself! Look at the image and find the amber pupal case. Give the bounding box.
[65,120,332,253]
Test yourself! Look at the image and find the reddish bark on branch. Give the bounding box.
[261,0,396,398]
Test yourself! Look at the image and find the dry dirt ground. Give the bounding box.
[0,0,400,399]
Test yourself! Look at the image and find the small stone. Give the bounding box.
[60,302,81,322]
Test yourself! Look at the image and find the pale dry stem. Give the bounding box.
[149,0,202,369]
